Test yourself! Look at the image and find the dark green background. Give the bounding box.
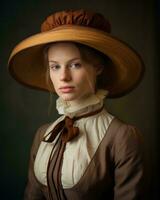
[1,0,159,199]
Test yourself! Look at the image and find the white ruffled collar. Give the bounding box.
[56,89,108,118]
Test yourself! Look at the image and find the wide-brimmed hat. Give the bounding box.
[8,9,145,98]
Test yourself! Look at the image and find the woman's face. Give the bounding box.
[48,42,102,103]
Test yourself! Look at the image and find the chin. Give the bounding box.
[60,94,77,101]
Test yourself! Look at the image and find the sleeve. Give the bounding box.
[24,124,50,200]
[112,124,145,200]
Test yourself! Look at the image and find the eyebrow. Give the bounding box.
[48,57,81,63]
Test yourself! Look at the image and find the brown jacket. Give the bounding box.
[24,117,145,200]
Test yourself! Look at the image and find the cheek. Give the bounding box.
[85,69,96,84]
[76,70,96,90]
[49,72,57,87]
[49,72,54,84]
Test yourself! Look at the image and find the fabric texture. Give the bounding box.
[41,9,111,33]
[24,90,145,199]
[34,90,114,188]
[24,117,145,200]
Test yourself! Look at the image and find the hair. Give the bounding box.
[74,43,110,90]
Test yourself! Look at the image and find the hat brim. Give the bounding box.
[8,25,145,98]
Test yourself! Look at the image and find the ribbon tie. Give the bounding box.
[43,116,79,143]
[43,105,104,143]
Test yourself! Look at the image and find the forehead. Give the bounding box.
[47,42,81,60]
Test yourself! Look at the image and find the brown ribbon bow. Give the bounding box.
[43,105,104,143]
[43,116,79,143]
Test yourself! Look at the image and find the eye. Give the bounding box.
[70,62,81,69]
[49,64,60,71]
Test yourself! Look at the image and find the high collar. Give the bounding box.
[56,89,108,118]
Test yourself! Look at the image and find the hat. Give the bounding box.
[8,9,145,98]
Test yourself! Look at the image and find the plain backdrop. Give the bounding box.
[1,0,159,199]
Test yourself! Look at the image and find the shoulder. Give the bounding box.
[34,123,52,143]
[30,123,52,156]
[108,117,143,143]
[32,115,65,146]
[108,117,144,158]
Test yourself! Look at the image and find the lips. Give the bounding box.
[59,86,75,93]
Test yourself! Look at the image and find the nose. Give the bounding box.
[60,67,72,82]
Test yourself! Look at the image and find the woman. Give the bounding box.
[8,9,145,200]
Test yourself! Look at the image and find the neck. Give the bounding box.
[64,92,95,107]
[56,89,109,116]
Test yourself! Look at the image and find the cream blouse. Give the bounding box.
[34,90,114,188]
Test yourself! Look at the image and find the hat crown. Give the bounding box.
[41,9,111,33]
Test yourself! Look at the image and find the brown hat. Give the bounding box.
[8,9,145,98]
